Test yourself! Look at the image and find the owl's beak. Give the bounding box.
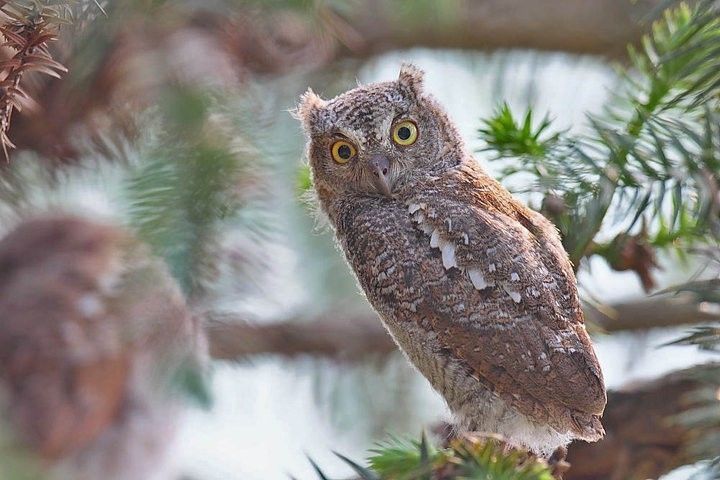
[369,154,393,197]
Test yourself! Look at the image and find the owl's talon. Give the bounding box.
[548,445,570,479]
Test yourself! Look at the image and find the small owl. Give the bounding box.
[296,64,606,455]
[0,216,206,479]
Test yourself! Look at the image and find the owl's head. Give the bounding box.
[296,64,464,203]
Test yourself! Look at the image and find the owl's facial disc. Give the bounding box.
[368,153,392,197]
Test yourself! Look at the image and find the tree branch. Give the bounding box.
[585,292,720,333]
[326,0,664,59]
[207,293,720,361]
[207,313,396,361]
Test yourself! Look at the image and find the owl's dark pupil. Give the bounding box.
[397,126,411,140]
[338,144,352,159]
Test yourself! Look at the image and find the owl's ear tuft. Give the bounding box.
[398,63,425,98]
[294,88,326,130]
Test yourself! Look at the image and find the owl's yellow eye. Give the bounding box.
[392,120,418,146]
[331,140,356,164]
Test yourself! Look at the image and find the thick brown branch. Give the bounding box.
[207,294,720,361]
[566,362,720,480]
[429,364,720,480]
[232,0,666,75]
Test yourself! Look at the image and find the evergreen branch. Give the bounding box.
[0,3,69,161]
[478,104,561,158]
[664,326,720,351]
[124,88,248,301]
[481,1,720,274]
[368,435,436,479]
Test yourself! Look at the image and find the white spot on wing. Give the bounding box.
[468,269,488,290]
[503,285,522,303]
[408,203,422,214]
[430,229,441,248]
[442,243,457,269]
[510,272,519,282]
[488,263,496,272]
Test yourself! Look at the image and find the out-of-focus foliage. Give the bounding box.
[0,425,42,480]
[480,1,720,279]
[666,326,720,352]
[125,87,247,299]
[663,255,720,477]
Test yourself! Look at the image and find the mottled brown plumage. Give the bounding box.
[296,64,606,454]
[0,216,206,479]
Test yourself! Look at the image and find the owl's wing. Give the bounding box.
[340,187,605,439]
[406,191,606,436]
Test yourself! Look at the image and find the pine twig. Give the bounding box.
[0,3,68,161]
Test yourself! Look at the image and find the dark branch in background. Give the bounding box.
[324,0,663,59]
[207,313,397,361]
[585,291,720,332]
[0,0,667,163]
[206,292,720,361]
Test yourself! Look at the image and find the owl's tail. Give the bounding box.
[571,412,605,442]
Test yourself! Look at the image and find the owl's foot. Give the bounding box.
[431,420,455,447]
[548,445,570,480]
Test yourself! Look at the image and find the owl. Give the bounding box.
[0,216,206,479]
[296,64,606,456]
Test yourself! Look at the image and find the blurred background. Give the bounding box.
[0,1,718,480]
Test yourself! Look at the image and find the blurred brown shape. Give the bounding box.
[566,363,720,480]
[606,231,661,292]
[0,216,206,479]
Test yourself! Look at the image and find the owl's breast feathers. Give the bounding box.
[336,162,606,442]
